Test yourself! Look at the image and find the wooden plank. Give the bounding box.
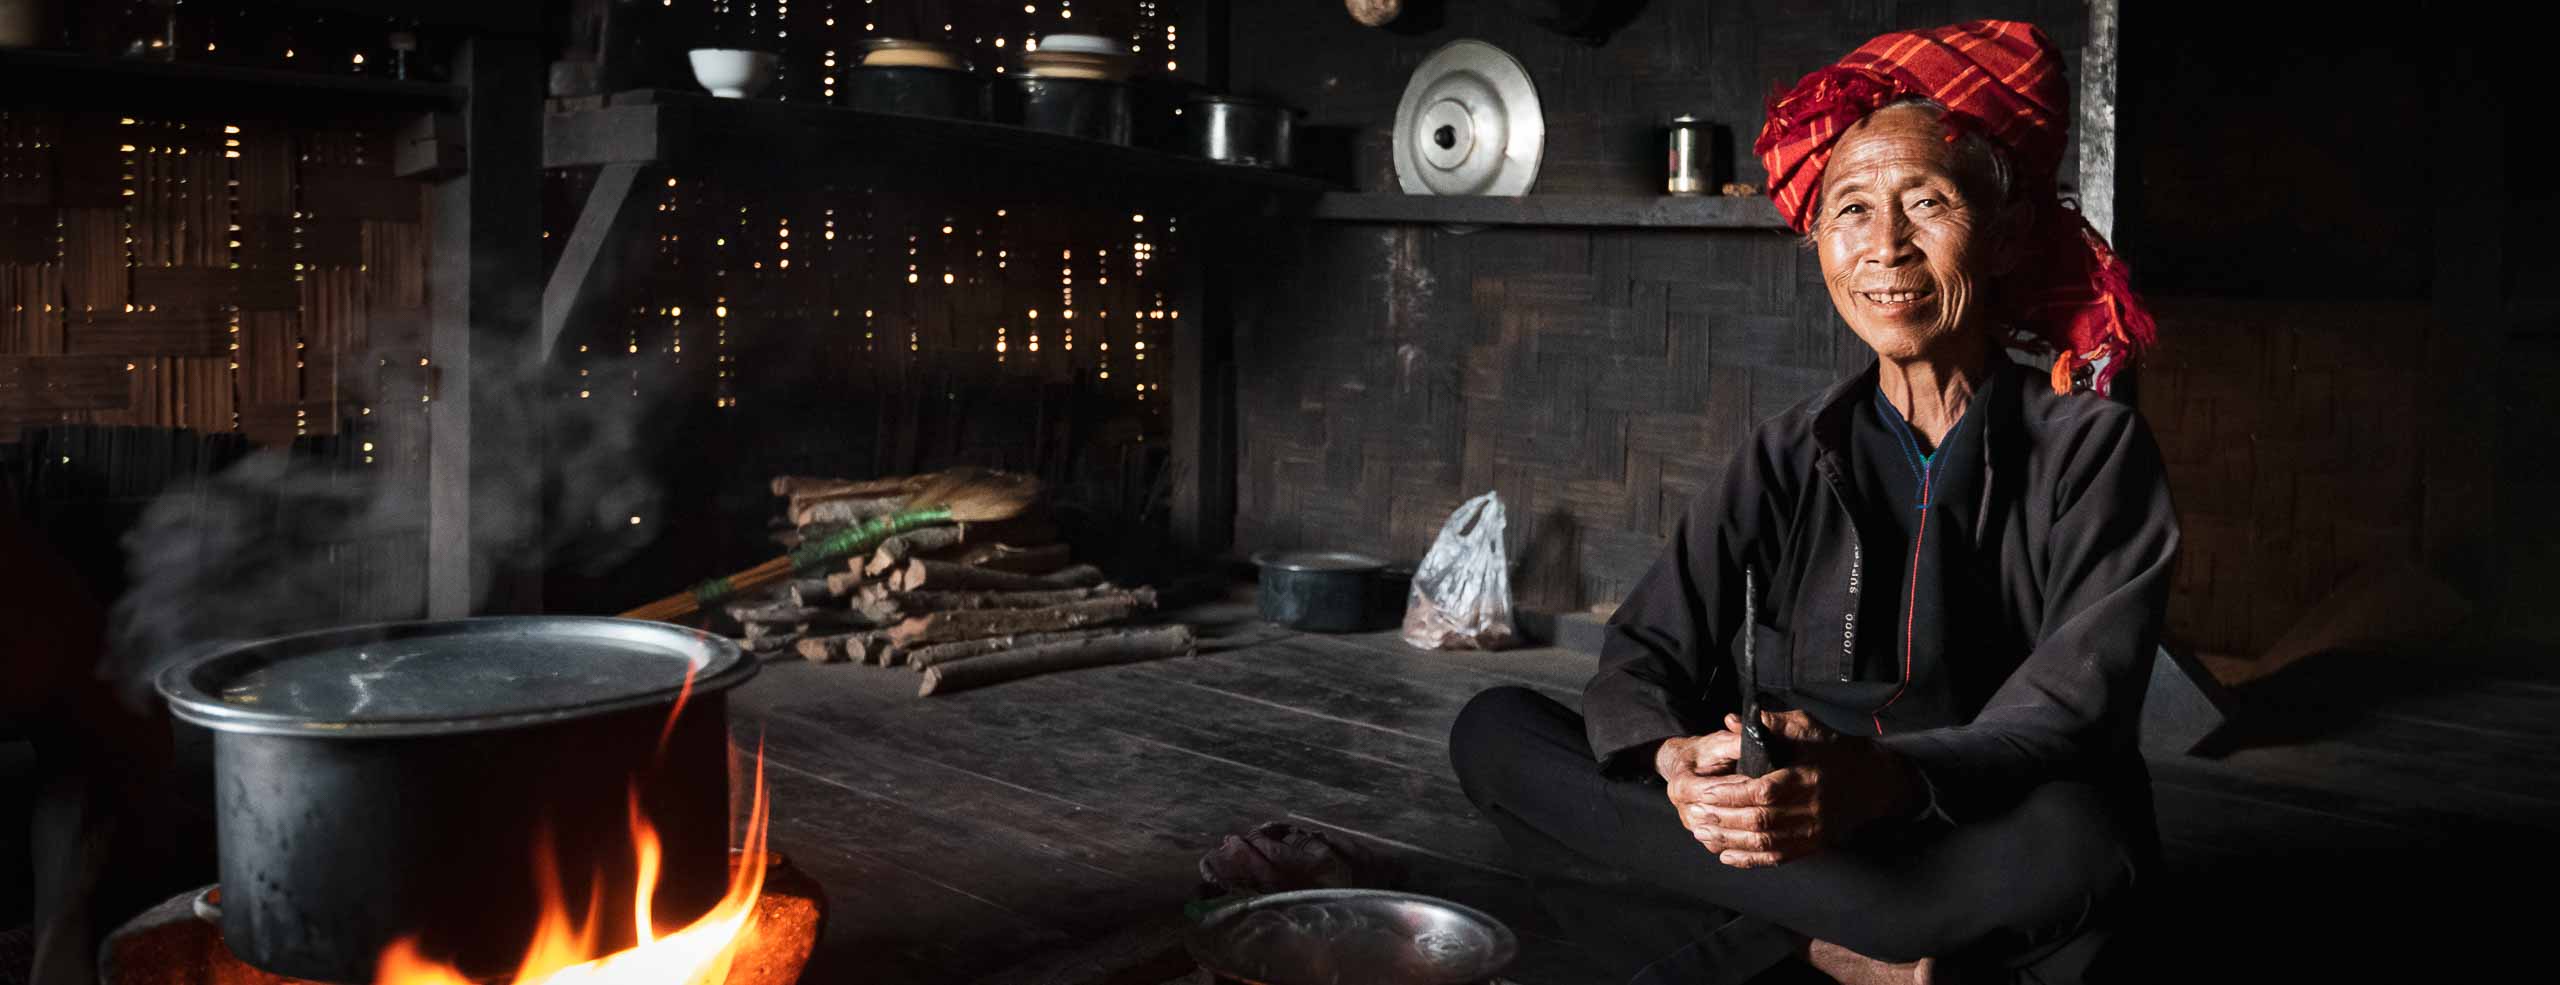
[0,49,463,114]
[1309,193,1791,230]
[0,355,127,411]
[542,91,1336,202]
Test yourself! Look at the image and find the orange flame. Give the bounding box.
[374,740,772,985]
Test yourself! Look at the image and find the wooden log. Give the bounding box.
[885,592,1156,648]
[894,560,1107,593]
[794,636,844,664]
[881,586,1124,614]
[950,542,1074,575]
[825,570,869,597]
[852,597,905,626]
[918,625,1198,697]
[852,586,1135,626]
[726,602,874,630]
[864,525,969,576]
[796,630,891,665]
[741,621,801,652]
[787,577,838,608]
[902,626,1129,669]
[791,494,907,529]
[770,473,928,499]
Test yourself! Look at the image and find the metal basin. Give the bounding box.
[1188,889,1519,985]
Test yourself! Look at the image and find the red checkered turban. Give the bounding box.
[1754,20,2155,395]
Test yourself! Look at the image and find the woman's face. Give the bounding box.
[1813,103,2010,363]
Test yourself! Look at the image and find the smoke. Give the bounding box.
[105,316,665,707]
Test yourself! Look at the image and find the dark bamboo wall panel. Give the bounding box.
[2139,298,2435,658]
[1229,1,2090,614]
[0,108,432,457]
[0,95,437,631]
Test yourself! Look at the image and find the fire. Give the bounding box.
[373,746,772,985]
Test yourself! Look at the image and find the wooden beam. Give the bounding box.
[427,38,546,618]
[1307,193,1788,229]
[539,163,652,361]
[2077,0,2121,241]
[1169,221,1236,557]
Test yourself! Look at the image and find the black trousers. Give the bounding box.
[1449,687,2150,985]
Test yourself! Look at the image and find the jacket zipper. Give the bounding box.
[1873,466,1931,734]
[1814,459,1861,684]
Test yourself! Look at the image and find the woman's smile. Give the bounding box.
[1856,288,1937,314]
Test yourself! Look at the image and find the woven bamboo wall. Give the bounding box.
[0,108,430,454]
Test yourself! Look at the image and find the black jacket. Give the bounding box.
[1585,358,2179,824]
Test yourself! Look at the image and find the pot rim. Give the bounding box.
[1250,549,1386,573]
[156,616,754,738]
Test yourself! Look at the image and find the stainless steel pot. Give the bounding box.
[1187,94,1298,168]
[156,616,755,984]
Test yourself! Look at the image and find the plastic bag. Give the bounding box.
[1401,491,1518,650]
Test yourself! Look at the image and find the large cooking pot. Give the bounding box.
[156,616,755,984]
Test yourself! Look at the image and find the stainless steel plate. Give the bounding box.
[1189,888,1519,985]
[1392,40,1545,197]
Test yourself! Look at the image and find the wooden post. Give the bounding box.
[2423,39,2502,597]
[427,38,546,617]
[1169,223,1237,558]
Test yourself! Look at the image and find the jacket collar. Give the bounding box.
[1809,352,2027,549]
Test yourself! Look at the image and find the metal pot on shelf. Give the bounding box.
[1004,74,1134,144]
[156,616,755,983]
[1185,93,1299,168]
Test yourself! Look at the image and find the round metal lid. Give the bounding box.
[1188,888,1519,985]
[1251,550,1387,573]
[156,616,753,738]
[1392,40,1545,197]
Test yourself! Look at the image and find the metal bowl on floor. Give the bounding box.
[1188,888,1519,985]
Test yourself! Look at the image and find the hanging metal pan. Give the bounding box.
[1391,39,1545,196]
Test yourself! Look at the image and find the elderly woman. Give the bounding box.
[1449,21,2173,985]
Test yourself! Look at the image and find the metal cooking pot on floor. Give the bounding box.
[156,616,755,983]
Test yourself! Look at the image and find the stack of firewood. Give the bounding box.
[724,472,1197,696]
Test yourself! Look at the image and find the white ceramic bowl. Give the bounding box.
[1036,34,1123,56]
[688,48,778,99]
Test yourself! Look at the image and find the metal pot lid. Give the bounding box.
[1188,888,1519,985]
[1251,550,1387,573]
[1392,39,1544,196]
[157,616,753,738]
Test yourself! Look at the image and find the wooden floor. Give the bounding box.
[731,592,2559,984]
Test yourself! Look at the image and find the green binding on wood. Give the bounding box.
[684,506,956,608]
[786,506,953,572]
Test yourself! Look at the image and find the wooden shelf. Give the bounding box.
[0,49,464,114]
[1309,192,1790,230]
[543,90,1338,203]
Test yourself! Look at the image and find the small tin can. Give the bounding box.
[1667,115,1709,196]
